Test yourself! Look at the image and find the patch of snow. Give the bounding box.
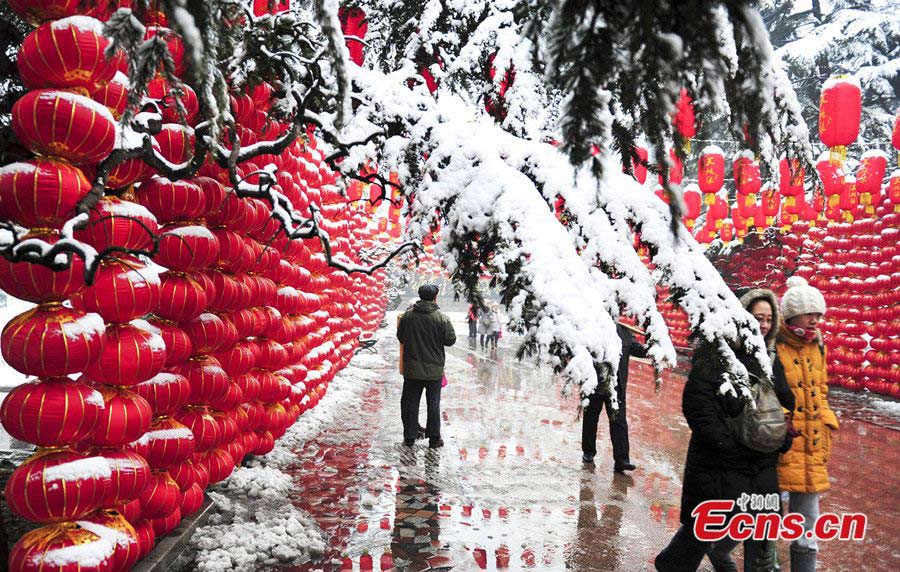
[42,456,112,483]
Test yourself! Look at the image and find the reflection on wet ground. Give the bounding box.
[279,315,899,571]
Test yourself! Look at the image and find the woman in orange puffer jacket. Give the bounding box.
[776,276,838,572]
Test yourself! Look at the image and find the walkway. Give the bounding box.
[277,312,899,571]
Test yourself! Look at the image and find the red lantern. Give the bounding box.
[175,356,229,404]
[150,506,182,537]
[779,157,805,201]
[156,224,221,271]
[146,318,193,366]
[0,378,102,447]
[134,417,195,469]
[0,230,86,303]
[672,88,696,152]
[138,470,181,519]
[136,176,206,224]
[153,124,195,166]
[134,372,192,416]
[76,196,159,251]
[147,77,199,123]
[5,450,111,522]
[195,447,235,484]
[174,407,221,452]
[697,146,725,193]
[253,0,290,17]
[10,522,115,572]
[133,519,156,559]
[0,158,91,228]
[856,150,888,213]
[144,27,186,77]
[85,386,153,447]
[12,89,116,165]
[181,483,204,515]
[17,16,116,91]
[1,306,105,377]
[156,272,208,322]
[733,151,762,198]
[250,430,276,455]
[89,74,129,120]
[7,0,98,24]
[819,75,861,162]
[114,498,142,524]
[168,460,199,491]
[192,176,228,217]
[79,511,140,571]
[657,147,684,186]
[101,450,151,506]
[83,322,166,385]
[71,258,161,323]
[211,344,256,376]
[892,110,900,166]
[888,172,900,212]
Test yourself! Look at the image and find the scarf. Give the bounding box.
[787,324,818,343]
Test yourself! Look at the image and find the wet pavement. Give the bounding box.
[277,312,899,571]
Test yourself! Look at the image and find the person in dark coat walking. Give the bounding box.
[707,289,796,571]
[655,337,794,572]
[396,284,456,448]
[467,305,479,339]
[581,323,648,472]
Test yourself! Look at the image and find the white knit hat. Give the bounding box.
[781,276,826,321]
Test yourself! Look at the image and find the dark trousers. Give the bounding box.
[468,321,477,338]
[581,379,629,463]
[401,378,441,441]
[655,524,765,572]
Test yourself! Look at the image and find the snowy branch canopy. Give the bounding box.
[0,0,817,400]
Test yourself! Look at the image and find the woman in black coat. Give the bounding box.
[655,339,791,572]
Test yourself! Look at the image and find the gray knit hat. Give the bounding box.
[780,276,826,321]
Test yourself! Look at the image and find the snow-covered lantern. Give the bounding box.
[12,90,116,166]
[855,150,888,214]
[1,306,105,377]
[83,323,166,386]
[338,6,368,66]
[672,88,696,153]
[0,230,86,303]
[5,450,112,522]
[17,17,116,92]
[698,146,725,199]
[144,27,186,78]
[9,522,115,572]
[0,159,91,229]
[839,177,859,221]
[819,75,861,163]
[71,258,161,323]
[681,184,702,229]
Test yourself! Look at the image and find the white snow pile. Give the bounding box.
[190,344,387,571]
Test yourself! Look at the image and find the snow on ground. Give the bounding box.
[190,334,389,571]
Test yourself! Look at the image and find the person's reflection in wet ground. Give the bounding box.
[568,469,635,571]
[390,452,443,569]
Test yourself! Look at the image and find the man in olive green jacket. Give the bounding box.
[396,284,456,448]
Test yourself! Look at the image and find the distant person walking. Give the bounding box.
[396,284,456,448]
[477,308,492,348]
[488,303,503,348]
[467,304,479,339]
[581,323,647,472]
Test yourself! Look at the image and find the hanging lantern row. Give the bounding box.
[0,3,398,571]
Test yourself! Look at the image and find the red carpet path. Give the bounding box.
[274,314,898,571]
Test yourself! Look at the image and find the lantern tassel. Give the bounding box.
[830,145,847,164]
[681,136,691,155]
